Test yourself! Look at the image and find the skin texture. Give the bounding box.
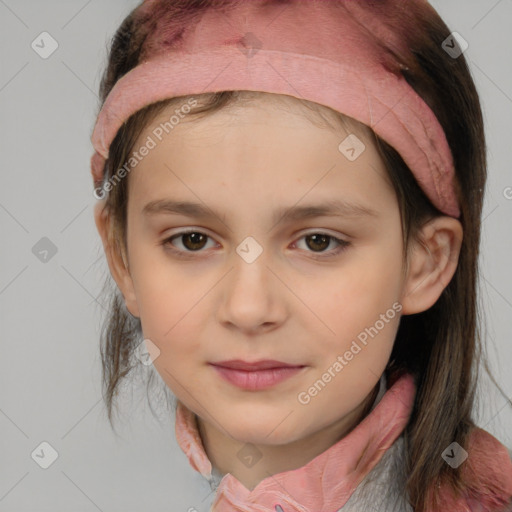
[94,94,463,491]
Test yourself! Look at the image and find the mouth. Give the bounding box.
[210,359,305,371]
[209,360,307,390]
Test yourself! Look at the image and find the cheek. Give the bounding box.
[145,298,204,387]
[320,255,402,322]
[308,253,402,358]
[129,251,207,352]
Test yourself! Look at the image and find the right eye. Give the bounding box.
[162,229,217,256]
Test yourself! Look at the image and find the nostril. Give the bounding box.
[275,505,285,512]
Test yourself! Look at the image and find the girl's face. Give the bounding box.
[118,95,408,445]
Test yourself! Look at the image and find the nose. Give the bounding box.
[216,245,287,333]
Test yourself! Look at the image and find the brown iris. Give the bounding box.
[304,234,330,252]
[180,232,208,251]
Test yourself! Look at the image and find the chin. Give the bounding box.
[226,419,304,446]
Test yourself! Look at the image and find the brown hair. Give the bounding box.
[91,1,501,510]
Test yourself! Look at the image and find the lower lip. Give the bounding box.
[210,365,305,390]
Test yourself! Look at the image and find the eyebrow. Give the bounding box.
[142,198,378,226]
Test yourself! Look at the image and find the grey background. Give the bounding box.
[1,1,511,510]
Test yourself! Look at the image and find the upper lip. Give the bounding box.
[210,359,305,371]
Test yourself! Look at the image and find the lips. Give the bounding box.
[210,360,307,390]
[210,359,305,371]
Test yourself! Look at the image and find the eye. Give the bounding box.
[163,229,217,255]
[162,229,350,258]
[292,232,350,258]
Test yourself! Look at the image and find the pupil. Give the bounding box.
[185,232,206,250]
[308,234,329,251]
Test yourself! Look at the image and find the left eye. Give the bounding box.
[162,230,350,258]
[293,233,349,256]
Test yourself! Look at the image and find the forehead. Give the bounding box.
[126,92,394,215]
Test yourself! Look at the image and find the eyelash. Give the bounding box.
[161,229,351,260]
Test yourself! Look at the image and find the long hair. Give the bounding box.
[91,1,492,509]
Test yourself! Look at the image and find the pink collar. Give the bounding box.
[175,373,416,512]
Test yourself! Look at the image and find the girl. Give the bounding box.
[89,0,512,511]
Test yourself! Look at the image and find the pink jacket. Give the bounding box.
[175,373,512,512]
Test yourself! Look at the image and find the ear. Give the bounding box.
[400,216,463,315]
[93,201,140,318]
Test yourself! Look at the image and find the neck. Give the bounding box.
[196,382,380,491]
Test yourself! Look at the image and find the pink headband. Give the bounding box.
[90,0,460,218]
